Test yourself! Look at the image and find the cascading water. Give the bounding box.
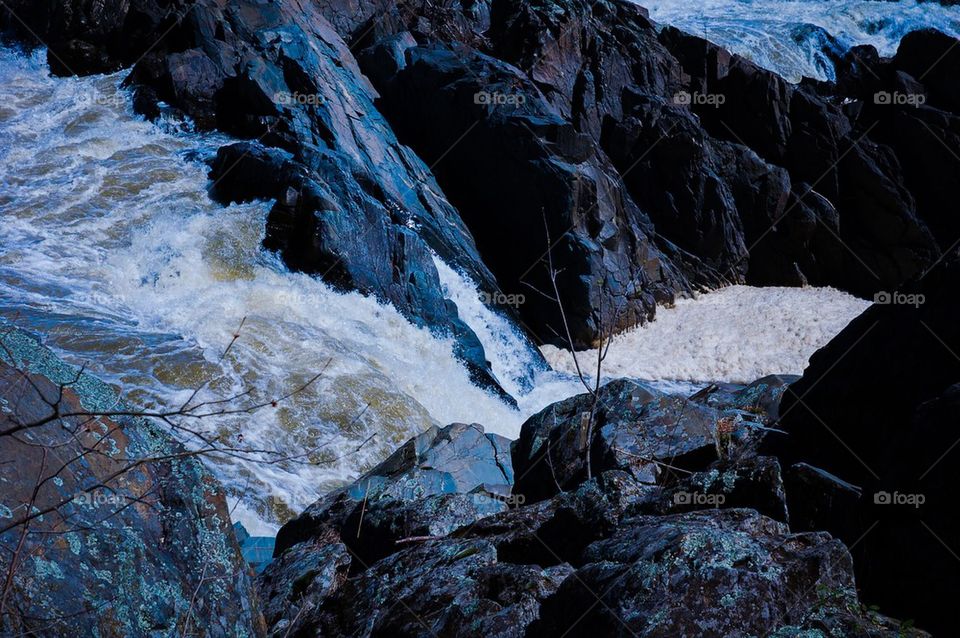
[0,47,560,533]
[642,0,960,82]
[0,44,869,534]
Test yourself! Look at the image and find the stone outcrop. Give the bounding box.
[0,326,265,637]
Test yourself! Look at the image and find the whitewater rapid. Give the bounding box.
[0,46,868,533]
[643,0,960,82]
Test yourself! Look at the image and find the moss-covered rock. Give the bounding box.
[0,326,265,637]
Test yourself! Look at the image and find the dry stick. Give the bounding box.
[612,447,694,477]
[539,210,592,394]
[282,599,311,638]
[537,214,627,481]
[356,479,370,539]
[395,535,443,546]
[179,561,209,638]
[546,438,564,494]
[178,316,247,414]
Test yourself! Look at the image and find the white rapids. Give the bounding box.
[642,0,960,82]
[0,45,869,534]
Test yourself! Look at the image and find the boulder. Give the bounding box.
[783,463,863,541]
[645,456,789,524]
[275,422,513,555]
[774,257,960,634]
[0,326,265,637]
[528,509,925,638]
[512,379,724,504]
[256,535,351,635]
[312,537,574,638]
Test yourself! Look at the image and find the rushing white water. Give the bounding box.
[643,0,960,82]
[0,48,553,533]
[0,46,869,534]
[542,286,871,384]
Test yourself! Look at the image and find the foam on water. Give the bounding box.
[542,286,872,385]
[642,0,960,81]
[0,48,543,532]
[0,45,870,534]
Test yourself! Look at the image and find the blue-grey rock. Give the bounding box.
[257,536,350,636]
[513,379,722,504]
[0,326,265,637]
[275,422,513,555]
[529,508,921,638]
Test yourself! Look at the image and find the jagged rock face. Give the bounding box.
[7,0,960,356]
[275,422,514,556]
[773,257,960,635]
[0,328,264,637]
[361,40,690,347]
[266,384,925,637]
[1,0,530,399]
[511,377,794,504]
[257,536,351,634]
[528,509,904,638]
[512,380,721,503]
[343,0,959,314]
[311,538,574,638]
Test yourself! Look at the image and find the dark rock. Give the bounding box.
[457,480,623,568]
[0,326,265,637]
[646,456,789,524]
[783,463,864,541]
[361,40,691,347]
[275,422,513,555]
[261,373,928,636]
[774,257,960,634]
[697,374,798,421]
[529,509,923,638]
[312,538,574,638]
[344,492,507,567]
[256,535,351,636]
[512,379,723,504]
[894,29,960,113]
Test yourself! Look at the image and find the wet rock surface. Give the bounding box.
[2,0,527,399]
[6,0,958,360]
[263,376,927,637]
[0,327,265,637]
[3,0,959,634]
